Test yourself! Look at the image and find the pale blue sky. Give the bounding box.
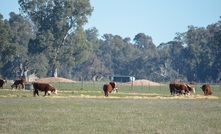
[1,0,220,45]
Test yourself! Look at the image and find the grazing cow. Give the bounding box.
[190,81,197,85]
[185,84,195,94]
[0,78,7,89]
[103,81,118,97]
[11,78,26,90]
[110,81,118,93]
[169,82,195,96]
[201,84,212,96]
[32,82,57,96]
[169,82,182,95]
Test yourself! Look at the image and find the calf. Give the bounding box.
[32,82,57,96]
[0,78,7,89]
[201,84,212,96]
[11,79,26,90]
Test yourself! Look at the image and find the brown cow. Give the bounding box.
[11,78,26,90]
[0,78,7,89]
[103,81,118,97]
[201,84,212,96]
[185,84,195,94]
[110,81,118,93]
[190,81,197,85]
[169,82,195,96]
[32,82,57,96]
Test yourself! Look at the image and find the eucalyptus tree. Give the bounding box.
[0,14,20,78]
[7,12,33,79]
[19,0,93,77]
[207,21,221,82]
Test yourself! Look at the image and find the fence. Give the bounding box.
[5,81,221,96]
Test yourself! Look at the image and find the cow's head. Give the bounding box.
[51,88,57,95]
[109,81,118,93]
[186,84,195,93]
[47,88,57,95]
[54,89,57,94]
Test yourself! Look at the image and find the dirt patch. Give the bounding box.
[124,79,164,86]
[35,77,77,83]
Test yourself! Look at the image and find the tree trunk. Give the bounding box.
[23,69,28,82]
[52,67,58,77]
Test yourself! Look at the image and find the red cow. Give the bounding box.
[201,84,212,96]
[32,82,57,96]
[190,81,197,85]
[169,82,195,96]
[185,84,195,94]
[11,79,26,89]
[0,78,7,89]
[103,81,118,97]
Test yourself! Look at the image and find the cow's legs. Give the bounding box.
[34,89,39,97]
[44,91,47,96]
[104,91,109,97]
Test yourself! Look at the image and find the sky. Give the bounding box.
[0,0,221,46]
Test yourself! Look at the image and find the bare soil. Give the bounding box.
[124,79,165,86]
[35,77,76,83]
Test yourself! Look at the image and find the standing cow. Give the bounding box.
[103,81,118,97]
[0,78,7,89]
[32,82,57,96]
[11,78,26,90]
[169,82,195,96]
[201,84,212,96]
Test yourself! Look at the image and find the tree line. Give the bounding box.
[0,0,221,83]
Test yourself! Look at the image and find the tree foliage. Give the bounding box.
[19,0,93,77]
[0,4,221,83]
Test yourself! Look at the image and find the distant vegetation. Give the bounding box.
[0,0,221,83]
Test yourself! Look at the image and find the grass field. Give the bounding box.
[1,82,221,134]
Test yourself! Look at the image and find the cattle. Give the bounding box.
[11,78,26,90]
[103,81,118,97]
[169,82,195,96]
[32,82,57,96]
[0,78,7,89]
[190,81,197,85]
[201,84,212,96]
[110,81,118,93]
[185,84,195,94]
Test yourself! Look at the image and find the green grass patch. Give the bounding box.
[0,82,221,133]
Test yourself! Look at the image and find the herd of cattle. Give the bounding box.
[169,82,212,96]
[0,78,213,97]
[0,78,57,96]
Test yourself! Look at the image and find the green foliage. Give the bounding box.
[29,53,49,78]
[1,2,221,83]
[19,0,93,77]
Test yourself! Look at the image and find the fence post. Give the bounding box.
[81,77,84,90]
[131,80,134,90]
[59,82,61,90]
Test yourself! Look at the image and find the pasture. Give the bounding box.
[1,81,221,134]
